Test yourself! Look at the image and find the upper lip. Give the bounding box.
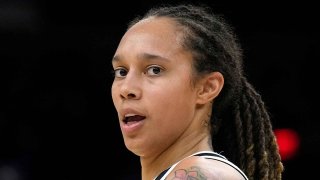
[120,108,145,122]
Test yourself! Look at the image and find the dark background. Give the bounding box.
[1,0,319,179]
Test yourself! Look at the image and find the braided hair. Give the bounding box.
[128,3,284,180]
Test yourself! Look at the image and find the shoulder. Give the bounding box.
[165,155,247,180]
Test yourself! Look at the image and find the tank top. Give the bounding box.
[153,151,248,180]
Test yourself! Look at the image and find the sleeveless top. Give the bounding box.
[154,151,248,180]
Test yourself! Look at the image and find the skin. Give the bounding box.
[169,156,246,180]
[111,17,230,179]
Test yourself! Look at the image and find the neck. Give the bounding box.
[140,133,212,180]
[140,103,214,180]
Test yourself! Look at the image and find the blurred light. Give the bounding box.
[274,128,300,161]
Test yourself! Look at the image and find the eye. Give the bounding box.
[114,67,128,78]
[146,65,163,76]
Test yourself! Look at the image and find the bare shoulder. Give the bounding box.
[165,156,246,180]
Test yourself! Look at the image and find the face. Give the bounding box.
[111,17,201,157]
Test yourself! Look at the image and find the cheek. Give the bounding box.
[148,78,195,121]
[148,85,195,139]
[111,84,124,122]
[111,83,120,107]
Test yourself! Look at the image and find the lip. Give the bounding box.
[119,108,146,135]
[120,119,145,135]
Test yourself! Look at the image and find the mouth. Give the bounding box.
[123,114,146,124]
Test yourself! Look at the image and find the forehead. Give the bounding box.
[129,17,179,36]
[123,17,183,47]
[115,17,188,61]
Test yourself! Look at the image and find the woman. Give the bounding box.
[111,3,284,180]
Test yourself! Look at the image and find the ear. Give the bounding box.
[196,72,224,105]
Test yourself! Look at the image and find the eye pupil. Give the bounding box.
[153,67,160,74]
[120,69,127,76]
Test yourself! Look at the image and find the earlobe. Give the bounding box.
[196,72,224,105]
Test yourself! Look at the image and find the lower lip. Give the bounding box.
[120,120,144,135]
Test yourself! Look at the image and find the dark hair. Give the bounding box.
[128,3,284,180]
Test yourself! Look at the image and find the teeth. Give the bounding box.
[123,114,137,124]
[125,114,136,117]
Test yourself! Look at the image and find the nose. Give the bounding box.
[121,90,137,99]
[119,73,141,100]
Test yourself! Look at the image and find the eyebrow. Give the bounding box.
[112,53,170,63]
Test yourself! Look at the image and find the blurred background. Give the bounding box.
[1,0,319,179]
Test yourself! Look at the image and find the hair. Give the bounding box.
[127,3,284,180]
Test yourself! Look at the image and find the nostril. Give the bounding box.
[127,93,136,98]
[121,92,136,99]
